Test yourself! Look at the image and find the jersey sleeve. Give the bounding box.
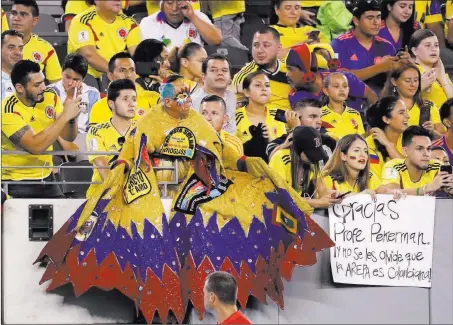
[64,0,88,16]
[357,115,365,135]
[322,175,334,190]
[68,19,96,51]
[425,0,443,24]
[345,72,366,98]
[89,100,107,126]
[368,172,382,191]
[430,103,441,124]
[269,150,290,184]
[86,129,107,162]
[126,21,142,49]
[2,9,9,31]
[381,161,401,186]
[1,112,29,138]
[42,45,62,81]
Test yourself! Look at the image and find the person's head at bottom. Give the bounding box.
[204,271,252,324]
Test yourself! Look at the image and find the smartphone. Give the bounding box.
[335,191,352,200]
[419,106,431,126]
[274,109,287,123]
[135,61,160,76]
[308,30,320,40]
[440,165,452,174]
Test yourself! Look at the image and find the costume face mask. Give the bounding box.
[175,90,190,106]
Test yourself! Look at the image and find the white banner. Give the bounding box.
[328,194,435,288]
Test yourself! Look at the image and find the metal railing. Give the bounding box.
[1,150,179,198]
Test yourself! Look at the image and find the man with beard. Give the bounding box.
[1,60,81,198]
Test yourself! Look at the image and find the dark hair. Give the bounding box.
[431,146,447,153]
[133,39,166,78]
[381,60,423,109]
[366,96,401,161]
[107,78,136,103]
[86,0,95,5]
[293,98,322,112]
[408,29,437,57]
[242,70,267,91]
[201,53,231,74]
[62,53,88,78]
[402,125,432,147]
[200,94,227,113]
[108,52,133,73]
[269,0,300,25]
[13,0,39,16]
[169,42,203,73]
[1,30,24,45]
[11,59,41,87]
[205,271,237,306]
[352,0,381,20]
[439,98,453,123]
[254,26,281,43]
[381,0,416,48]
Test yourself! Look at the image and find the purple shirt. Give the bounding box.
[331,30,396,93]
[378,20,421,49]
[288,70,366,112]
[433,136,453,165]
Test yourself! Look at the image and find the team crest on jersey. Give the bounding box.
[137,108,145,116]
[272,127,277,136]
[45,106,54,119]
[117,28,128,39]
[32,52,42,63]
[374,56,382,65]
[351,119,358,128]
[188,28,197,39]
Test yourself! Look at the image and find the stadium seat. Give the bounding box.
[36,1,64,16]
[58,160,94,199]
[53,43,68,65]
[38,32,68,47]
[132,11,148,24]
[204,45,250,75]
[84,74,101,92]
[34,13,59,33]
[245,0,272,18]
[100,73,110,94]
[241,13,265,51]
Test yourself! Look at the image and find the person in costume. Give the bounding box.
[35,75,334,324]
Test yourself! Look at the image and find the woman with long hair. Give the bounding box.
[320,134,384,197]
[236,71,287,162]
[409,29,453,107]
[379,0,419,49]
[168,42,207,85]
[381,60,444,138]
[365,96,409,179]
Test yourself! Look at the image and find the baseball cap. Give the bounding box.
[352,0,381,18]
[292,126,327,163]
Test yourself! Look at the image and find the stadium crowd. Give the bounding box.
[1,0,453,206]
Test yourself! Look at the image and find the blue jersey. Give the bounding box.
[378,20,421,49]
[289,70,367,112]
[331,30,396,93]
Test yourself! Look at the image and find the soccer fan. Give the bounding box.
[204,272,252,325]
[413,0,445,48]
[285,43,377,113]
[2,8,8,31]
[191,54,236,134]
[270,0,328,58]
[432,98,453,165]
[381,60,444,138]
[320,134,384,195]
[236,71,287,162]
[330,0,399,93]
[68,0,141,81]
[169,42,207,84]
[233,26,292,111]
[89,52,159,126]
[49,53,100,134]
[1,30,24,100]
[86,79,136,198]
[140,0,222,49]
[379,0,420,49]
[320,72,365,140]
[409,29,453,108]
[200,95,243,156]
[430,146,450,166]
[1,60,81,198]
[365,96,408,180]
[382,126,453,196]
[267,98,336,160]
[9,0,62,83]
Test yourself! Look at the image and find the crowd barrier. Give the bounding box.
[1,198,451,324]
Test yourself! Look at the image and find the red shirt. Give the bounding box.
[221,311,252,324]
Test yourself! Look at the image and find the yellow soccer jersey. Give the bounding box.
[89,85,159,126]
[382,158,441,189]
[414,0,443,29]
[209,1,245,19]
[68,7,141,78]
[321,105,365,140]
[1,90,63,181]
[220,130,244,157]
[64,0,128,18]
[271,25,329,49]
[85,120,135,198]
[2,8,9,31]
[408,101,441,127]
[233,60,291,111]
[235,106,287,144]
[147,0,200,15]
[300,0,325,7]
[418,64,453,108]
[269,148,292,184]
[322,172,382,193]
[366,135,403,180]
[23,34,62,82]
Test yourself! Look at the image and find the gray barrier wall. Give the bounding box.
[1,198,452,324]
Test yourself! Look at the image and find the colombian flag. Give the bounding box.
[369,154,379,164]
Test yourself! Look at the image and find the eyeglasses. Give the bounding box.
[118,136,125,146]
